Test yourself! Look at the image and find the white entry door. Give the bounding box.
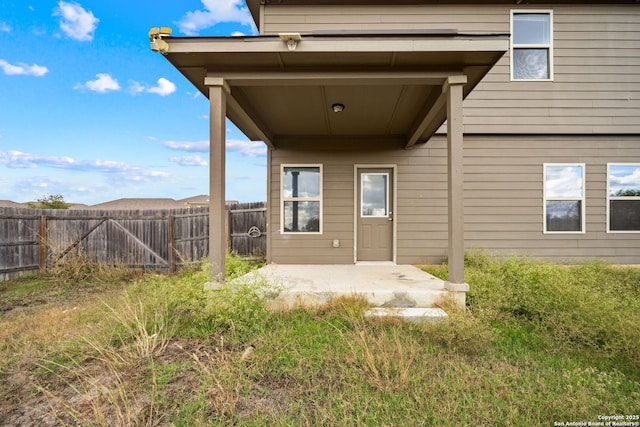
[357,168,394,262]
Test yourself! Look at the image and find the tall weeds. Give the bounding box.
[36,292,172,426]
[425,252,640,373]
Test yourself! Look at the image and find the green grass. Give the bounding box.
[1,252,638,426]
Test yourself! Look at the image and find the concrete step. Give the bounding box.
[266,288,449,311]
[364,307,448,323]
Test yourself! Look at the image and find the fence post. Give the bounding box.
[38,215,47,272]
[168,215,175,274]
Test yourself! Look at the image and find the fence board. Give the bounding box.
[0,204,266,280]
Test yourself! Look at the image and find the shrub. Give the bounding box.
[204,273,276,341]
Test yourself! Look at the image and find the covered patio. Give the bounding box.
[155,30,508,305]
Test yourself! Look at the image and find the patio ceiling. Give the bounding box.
[162,32,508,148]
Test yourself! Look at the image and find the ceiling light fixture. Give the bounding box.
[331,103,345,113]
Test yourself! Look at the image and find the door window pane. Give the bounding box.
[361,173,388,217]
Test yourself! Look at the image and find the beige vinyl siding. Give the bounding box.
[269,136,640,265]
[464,135,640,263]
[269,147,355,264]
[269,141,451,264]
[263,5,508,34]
[263,4,640,135]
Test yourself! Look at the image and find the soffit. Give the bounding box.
[163,33,508,148]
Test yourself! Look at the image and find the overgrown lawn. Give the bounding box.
[1,253,638,426]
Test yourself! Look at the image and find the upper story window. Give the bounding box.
[607,164,640,233]
[543,164,585,234]
[281,165,322,234]
[511,11,553,81]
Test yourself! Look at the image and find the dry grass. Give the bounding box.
[1,254,639,426]
[0,295,111,368]
[37,357,161,427]
[32,293,173,426]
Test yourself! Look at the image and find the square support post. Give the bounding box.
[444,75,470,306]
[208,80,230,281]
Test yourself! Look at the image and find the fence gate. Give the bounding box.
[1,204,266,280]
[0,207,210,279]
[228,202,266,258]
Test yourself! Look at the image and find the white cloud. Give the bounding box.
[0,150,74,168]
[161,139,267,158]
[75,73,120,93]
[128,81,145,95]
[128,78,176,96]
[145,171,170,178]
[176,0,254,36]
[85,159,132,171]
[0,59,48,76]
[226,139,267,157]
[0,150,168,181]
[162,140,209,152]
[170,155,208,167]
[146,78,177,96]
[54,1,99,41]
[15,177,64,195]
[2,152,172,203]
[0,22,11,32]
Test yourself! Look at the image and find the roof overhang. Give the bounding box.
[161,32,509,148]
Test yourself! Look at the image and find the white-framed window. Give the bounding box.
[543,164,585,233]
[281,164,322,234]
[607,163,640,233]
[511,10,553,81]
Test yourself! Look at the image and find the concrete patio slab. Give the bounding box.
[236,263,450,311]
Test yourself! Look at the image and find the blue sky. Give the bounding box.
[0,0,266,205]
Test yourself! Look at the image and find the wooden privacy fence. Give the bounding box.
[0,202,266,280]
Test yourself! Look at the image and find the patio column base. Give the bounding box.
[444,281,469,310]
